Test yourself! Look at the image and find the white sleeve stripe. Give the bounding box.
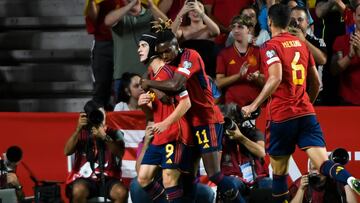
[266,57,280,65]
[178,90,188,98]
[178,67,190,75]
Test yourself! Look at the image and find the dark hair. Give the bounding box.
[268,3,291,29]
[157,29,176,44]
[291,6,308,17]
[84,99,102,115]
[117,72,141,103]
[239,5,261,37]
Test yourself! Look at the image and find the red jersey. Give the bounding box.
[150,65,192,145]
[175,48,221,126]
[261,33,315,122]
[216,44,262,107]
[85,0,118,41]
[333,34,360,105]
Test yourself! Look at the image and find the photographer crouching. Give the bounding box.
[289,149,358,203]
[64,100,128,203]
[0,146,25,202]
[218,107,271,202]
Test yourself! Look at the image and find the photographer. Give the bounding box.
[289,159,358,203]
[0,146,25,201]
[64,100,128,203]
[219,118,271,202]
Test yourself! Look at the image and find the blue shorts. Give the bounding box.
[192,123,223,154]
[266,115,326,156]
[141,141,194,172]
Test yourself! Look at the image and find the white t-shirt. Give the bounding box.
[114,102,130,111]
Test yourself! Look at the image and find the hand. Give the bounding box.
[225,124,244,140]
[192,1,204,14]
[241,104,257,118]
[138,93,152,106]
[179,1,194,16]
[239,62,250,79]
[350,32,360,57]
[77,113,88,130]
[289,27,305,41]
[91,125,107,140]
[123,0,138,7]
[247,70,260,82]
[153,121,170,134]
[144,122,154,145]
[299,175,309,190]
[140,78,150,91]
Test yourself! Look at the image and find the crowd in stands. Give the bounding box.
[59,0,360,202]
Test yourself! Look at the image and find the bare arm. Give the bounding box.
[290,176,308,203]
[135,122,154,173]
[64,113,87,155]
[104,0,138,27]
[148,0,168,22]
[242,63,282,116]
[345,185,359,203]
[307,65,321,103]
[194,2,219,37]
[86,0,100,22]
[142,72,187,92]
[226,125,265,158]
[158,0,174,14]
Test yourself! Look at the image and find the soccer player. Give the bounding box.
[141,26,240,201]
[241,4,360,203]
[136,32,193,203]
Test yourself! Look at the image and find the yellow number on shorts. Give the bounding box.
[195,130,209,144]
[291,52,305,85]
[165,144,174,158]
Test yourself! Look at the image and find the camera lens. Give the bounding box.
[224,117,237,130]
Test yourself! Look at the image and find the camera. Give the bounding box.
[0,146,22,173]
[308,173,321,187]
[289,19,298,29]
[224,117,237,131]
[329,148,349,166]
[83,100,104,128]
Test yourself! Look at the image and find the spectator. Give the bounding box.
[85,0,118,110]
[114,72,144,111]
[289,6,327,103]
[289,160,358,203]
[104,0,167,100]
[64,100,128,203]
[220,121,271,202]
[171,0,220,77]
[216,15,263,108]
[225,5,271,47]
[331,3,360,105]
[315,0,347,105]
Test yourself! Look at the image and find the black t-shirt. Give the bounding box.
[315,0,348,53]
[306,34,327,65]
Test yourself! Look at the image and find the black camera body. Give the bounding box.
[83,100,104,128]
[289,19,299,29]
[308,173,321,187]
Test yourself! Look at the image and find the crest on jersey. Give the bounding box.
[266,50,276,59]
[183,61,192,69]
